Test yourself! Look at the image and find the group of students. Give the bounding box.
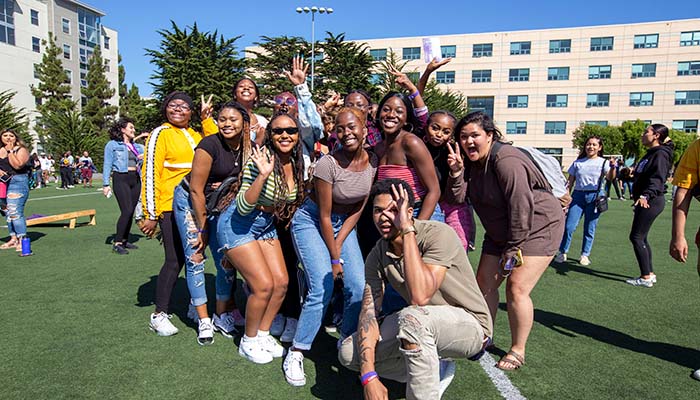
[98,56,691,398]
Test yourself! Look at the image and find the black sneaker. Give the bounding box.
[123,242,139,250]
[112,244,129,255]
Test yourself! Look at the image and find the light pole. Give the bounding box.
[295,6,333,92]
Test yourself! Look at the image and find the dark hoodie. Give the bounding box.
[632,141,674,201]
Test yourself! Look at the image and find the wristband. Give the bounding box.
[408,90,420,101]
[197,228,206,234]
[360,371,378,386]
[331,259,341,265]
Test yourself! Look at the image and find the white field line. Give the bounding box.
[27,191,102,202]
[479,352,527,400]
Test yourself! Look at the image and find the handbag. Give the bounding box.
[205,176,239,216]
[593,161,608,214]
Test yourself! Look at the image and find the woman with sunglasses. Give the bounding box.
[217,113,305,364]
[141,91,212,337]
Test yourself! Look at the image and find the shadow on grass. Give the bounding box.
[533,307,700,370]
[2,231,46,243]
[104,233,145,246]
[550,261,631,282]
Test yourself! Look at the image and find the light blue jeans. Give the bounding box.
[290,199,365,349]
[559,190,602,257]
[173,184,236,306]
[6,173,29,238]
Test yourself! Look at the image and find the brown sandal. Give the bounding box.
[496,350,525,370]
[0,240,18,250]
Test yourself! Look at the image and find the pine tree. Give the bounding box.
[0,90,31,145]
[81,45,117,134]
[118,53,128,105]
[30,33,75,116]
[41,108,106,168]
[247,35,311,103]
[317,32,377,99]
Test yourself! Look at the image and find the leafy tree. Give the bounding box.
[81,45,117,134]
[420,79,468,117]
[0,90,31,146]
[571,123,623,156]
[619,119,647,160]
[30,33,75,116]
[375,49,411,95]
[118,53,128,104]
[146,21,246,118]
[247,35,311,104]
[316,32,376,98]
[669,129,696,165]
[41,108,106,168]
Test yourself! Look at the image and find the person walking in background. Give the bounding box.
[555,136,613,266]
[605,156,623,200]
[626,124,674,287]
[78,151,95,188]
[0,129,31,251]
[39,153,50,187]
[58,151,73,189]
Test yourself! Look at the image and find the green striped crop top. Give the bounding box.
[235,158,298,215]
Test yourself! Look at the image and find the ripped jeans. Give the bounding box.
[338,305,484,400]
[173,184,236,307]
[5,173,29,238]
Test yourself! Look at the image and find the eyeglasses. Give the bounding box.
[271,127,299,135]
[274,96,297,106]
[167,103,191,111]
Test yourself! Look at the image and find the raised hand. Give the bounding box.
[200,94,214,121]
[425,57,452,74]
[446,141,463,173]
[380,183,413,232]
[285,55,309,86]
[387,65,418,93]
[324,92,342,110]
[251,146,275,178]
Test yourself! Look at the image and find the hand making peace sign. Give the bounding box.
[446,141,463,173]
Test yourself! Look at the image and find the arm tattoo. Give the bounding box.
[358,283,383,367]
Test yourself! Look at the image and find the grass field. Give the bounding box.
[1,185,699,399]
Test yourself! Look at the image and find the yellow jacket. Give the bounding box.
[141,122,212,219]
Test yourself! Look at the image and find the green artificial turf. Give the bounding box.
[1,186,699,399]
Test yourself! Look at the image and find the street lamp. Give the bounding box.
[295,6,334,92]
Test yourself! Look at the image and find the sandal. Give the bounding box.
[496,350,525,371]
[0,240,18,250]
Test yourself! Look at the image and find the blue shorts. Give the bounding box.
[216,204,277,253]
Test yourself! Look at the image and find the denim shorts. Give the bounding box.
[216,203,277,252]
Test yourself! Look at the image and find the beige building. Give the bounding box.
[0,0,119,147]
[359,19,700,165]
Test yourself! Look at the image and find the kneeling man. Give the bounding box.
[338,178,493,399]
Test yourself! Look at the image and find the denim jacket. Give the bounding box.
[102,140,145,186]
[294,82,323,180]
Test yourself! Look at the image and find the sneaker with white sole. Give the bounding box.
[625,277,653,288]
[438,359,456,398]
[650,274,657,284]
[197,318,214,346]
[579,255,591,266]
[239,336,273,364]
[149,312,179,336]
[280,318,298,342]
[554,253,567,263]
[187,303,199,323]
[213,312,237,338]
[283,350,306,386]
[231,309,246,326]
[260,334,286,358]
[271,314,285,336]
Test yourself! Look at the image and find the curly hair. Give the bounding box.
[108,117,135,141]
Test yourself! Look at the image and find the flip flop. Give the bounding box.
[496,350,525,371]
[0,241,18,250]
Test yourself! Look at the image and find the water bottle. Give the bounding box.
[20,236,32,256]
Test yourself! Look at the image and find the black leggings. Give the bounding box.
[276,221,301,319]
[112,171,140,243]
[60,167,71,188]
[629,195,665,276]
[155,211,186,314]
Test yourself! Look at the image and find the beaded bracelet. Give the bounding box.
[360,371,378,386]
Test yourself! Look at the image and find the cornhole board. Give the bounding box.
[26,209,96,229]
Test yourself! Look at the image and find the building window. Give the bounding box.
[586,93,610,107]
[672,120,699,133]
[544,121,567,134]
[509,68,530,82]
[546,94,568,108]
[467,96,494,118]
[506,121,527,134]
[78,8,101,47]
[402,47,420,60]
[590,36,614,51]
[370,48,386,61]
[472,43,492,57]
[32,36,40,53]
[631,63,656,78]
[634,34,658,49]
[104,59,110,72]
[104,35,110,49]
[0,0,16,45]
[370,73,385,85]
[65,69,72,84]
[436,71,455,84]
[547,67,569,80]
[30,9,38,25]
[33,63,40,79]
[471,69,491,83]
[588,65,612,79]
[680,31,700,46]
[510,41,531,55]
[549,39,571,53]
[80,71,87,88]
[507,95,528,108]
[678,61,700,76]
[63,44,71,59]
[629,92,654,106]
[441,45,456,58]
[62,18,70,34]
[675,91,700,105]
[586,121,608,127]
[537,148,563,165]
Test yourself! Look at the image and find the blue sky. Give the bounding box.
[89,0,700,96]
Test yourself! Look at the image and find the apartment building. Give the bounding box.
[0,0,119,144]
[359,19,700,165]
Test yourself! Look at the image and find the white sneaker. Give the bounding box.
[626,277,653,288]
[579,255,591,266]
[213,312,238,338]
[271,314,285,336]
[260,334,286,358]
[187,303,199,322]
[283,350,306,386]
[149,312,179,336]
[238,336,273,364]
[438,359,456,398]
[650,274,657,284]
[280,318,298,342]
[231,309,246,326]
[554,253,567,263]
[197,318,214,346]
